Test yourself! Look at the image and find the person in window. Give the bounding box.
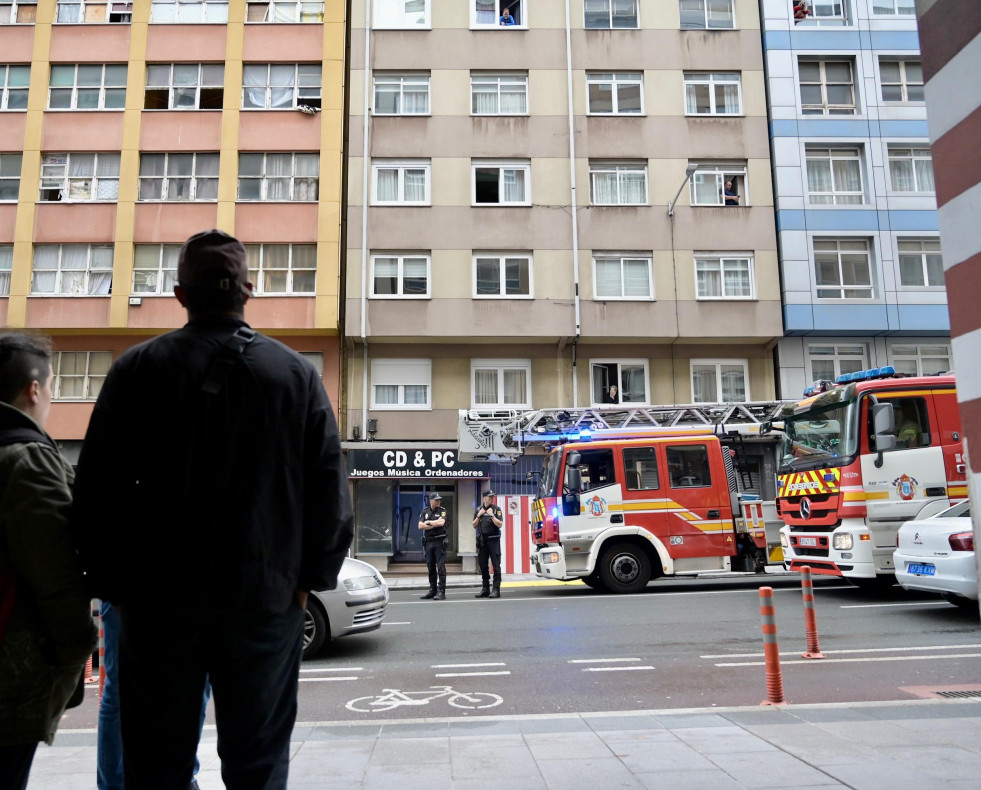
[793,0,811,24]
[500,8,515,25]
[895,402,923,449]
[724,180,741,206]
[603,384,619,404]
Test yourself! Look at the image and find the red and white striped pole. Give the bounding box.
[800,566,826,659]
[759,586,786,705]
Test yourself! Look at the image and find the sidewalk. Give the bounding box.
[27,698,981,789]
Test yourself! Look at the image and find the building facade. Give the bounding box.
[762,0,950,398]
[345,0,782,569]
[0,0,346,460]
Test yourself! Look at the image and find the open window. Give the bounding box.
[590,360,648,405]
[472,0,524,28]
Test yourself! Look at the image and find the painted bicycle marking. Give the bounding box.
[345,685,503,713]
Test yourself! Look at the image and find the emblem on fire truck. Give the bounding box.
[892,473,918,501]
[587,494,607,517]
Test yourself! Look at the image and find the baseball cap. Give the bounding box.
[481,490,495,498]
[428,492,442,500]
[177,229,250,295]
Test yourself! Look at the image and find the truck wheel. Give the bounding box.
[581,572,606,591]
[597,542,651,594]
[302,600,328,660]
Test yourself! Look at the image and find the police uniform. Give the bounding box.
[473,491,504,598]
[419,493,448,600]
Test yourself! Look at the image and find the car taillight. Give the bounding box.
[948,532,974,552]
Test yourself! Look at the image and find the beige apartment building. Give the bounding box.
[0,0,346,460]
[344,0,781,568]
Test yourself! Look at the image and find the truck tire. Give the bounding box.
[597,542,651,594]
[581,572,606,591]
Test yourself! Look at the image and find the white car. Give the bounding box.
[303,557,389,660]
[894,501,976,609]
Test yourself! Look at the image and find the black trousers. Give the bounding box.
[118,602,305,790]
[424,536,447,592]
[477,536,502,591]
[0,742,38,790]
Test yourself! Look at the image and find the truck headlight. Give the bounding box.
[780,533,788,548]
[832,533,853,551]
[541,552,561,564]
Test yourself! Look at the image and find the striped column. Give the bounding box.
[916,0,981,606]
[502,495,532,574]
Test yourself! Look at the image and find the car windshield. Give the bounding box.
[539,449,562,499]
[937,501,971,519]
[779,400,858,471]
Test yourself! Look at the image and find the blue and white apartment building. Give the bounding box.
[761,0,951,397]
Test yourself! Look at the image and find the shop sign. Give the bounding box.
[347,449,490,479]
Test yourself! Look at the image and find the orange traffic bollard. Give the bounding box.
[800,566,826,659]
[758,586,786,705]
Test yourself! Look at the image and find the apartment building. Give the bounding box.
[345,0,782,569]
[762,0,950,397]
[0,0,346,460]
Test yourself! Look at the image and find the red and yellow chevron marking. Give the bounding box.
[777,468,841,498]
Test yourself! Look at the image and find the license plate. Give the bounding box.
[907,562,936,576]
[798,537,818,547]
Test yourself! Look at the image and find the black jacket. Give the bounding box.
[72,315,354,614]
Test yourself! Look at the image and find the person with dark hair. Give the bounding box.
[418,491,448,600]
[72,229,354,789]
[0,333,97,790]
[472,490,504,598]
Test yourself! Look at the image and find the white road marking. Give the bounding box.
[300,667,363,673]
[702,643,981,659]
[584,666,655,672]
[383,621,411,625]
[299,676,360,682]
[715,653,981,667]
[432,662,507,668]
[433,671,512,678]
[568,658,642,664]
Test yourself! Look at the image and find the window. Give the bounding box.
[587,72,643,115]
[472,1,524,28]
[805,146,864,205]
[809,0,850,24]
[589,162,647,205]
[690,163,746,206]
[872,0,914,14]
[371,359,430,410]
[888,145,935,193]
[573,448,616,493]
[472,161,530,205]
[691,361,747,403]
[48,64,126,110]
[52,351,111,400]
[807,343,866,383]
[145,63,223,110]
[132,244,180,294]
[373,73,429,115]
[695,254,754,299]
[1,65,29,110]
[245,244,316,295]
[246,1,324,21]
[623,447,659,491]
[242,64,321,110]
[814,239,873,299]
[139,153,219,201]
[667,444,711,488]
[594,254,652,300]
[891,344,951,377]
[471,359,531,408]
[880,59,923,103]
[150,0,229,23]
[371,253,429,297]
[0,245,11,295]
[371,160,430,205]
[238,153,319,201]
[40,153,119,202]
[372,0,429,28]
[684,72,741,115]
[590,360,648,405]
[473,253,532,297]
[679,0,733,30]
[55,1,133,22]
[0,1,38,24]
[884,396,930,450]
[585,0,638,29]
[799,60,855,115]
[0,153,21,200]
[299,351,323,376]
[31,244,113,295]
[471,72,527,115]
[898,239,944,287]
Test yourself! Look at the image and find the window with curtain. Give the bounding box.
[0,153,22,200]
[585,0,638,29]
[238,153,319,201]
[1,1,39,24]
[373,0,429,28]
[807,343,866,383]
[1,65,30,110]
[471,73,528,115]
[890,344,950,377]
[695,255,753,299]
[473,162,530,205]
[31,244,113,295]
[138,152,218,201]
[799,59,856,115]
[243,243,317,294]
[55,1,133,22]
[879,59,923,103]
[53,351,112,400]
[0,245,12,295]
[374,73,429,115]
[691,361,747,403]
[684,72,740,115]
[149,0,229,23]
[587,72,643,114]
[242,63,321,110]
[594,254,652,299]
[246,1,324,21]
[679,0,733,29]
[813,238,873,299]
[898,239,943,287]
[48,64,127,110]
[589,162,647,205]
[371,253,430,297]
[132,244,181,294]
[888,145,935,193]
[371,160,430,204]
[144,63,224,110]
[39,152,120,202]
[473,254,532,297]
[805,146,864,205]
[472,359,531,407]
[371,358,431,409]
[590,360,648,405]
[690,163,747,206]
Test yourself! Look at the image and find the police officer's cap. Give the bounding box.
[482,489,495,498]
[428,491,442,500]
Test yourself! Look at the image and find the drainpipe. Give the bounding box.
[564,0,581,407]
[361,1,372,434]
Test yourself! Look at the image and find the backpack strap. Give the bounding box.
[200,327,257,395]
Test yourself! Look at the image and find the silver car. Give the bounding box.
[894,501,976,609]
[303,557,389,660]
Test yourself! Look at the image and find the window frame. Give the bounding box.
[54,1,133,23]
[805,145,865,205]
[470,0,526,29]
[589,358,650,406]
[813,238,874,300]
[132,243,180,295]
[48,63,127,111]
[586,71,645,116]
[592,253,653,301]
[690,359,749,404]
[807,0,851,25]
[694,253,755,300]
[370,159,431,206]
[799,58,857,116]
[472,252,533,298]
[144,62,224,110]
[30,243,114,296]
[39,152,120,203]
[149,0,230,23]
[683,71,742,116]
[470,72,528,116]
[0,1,38,24]
[589,161,648,206]
[370,252,431,299]
[689,162,747,206]
[371,358,431,410]
[372,0,430,29]
[138,152,220,202]
[806,343,867,383]
[887,144,935,194]
[0,245,11,295]
[242,243,317,296]
[0,65,29,111]
[237,152,320,202]
[241,63,322,111]
[0,152,22,202]
[679,0,735,30]
[879,58,923,104]
[584,0,639,29]
[52,351,111,401]
[897,237,944,289]
[872,0,915,15]
[245,1,325,22]
[471,160,531,206]
[889,343,951,377]
[471,358,532,409]
[372,72,430,116]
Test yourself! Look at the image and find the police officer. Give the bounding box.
[472,490,504,598]
[418,491,448,600]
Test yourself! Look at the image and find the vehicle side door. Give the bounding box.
[664,442,729,558]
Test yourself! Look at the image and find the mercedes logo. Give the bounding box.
[799,497,812,520]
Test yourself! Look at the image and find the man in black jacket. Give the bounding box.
[418,491,447,600]
[472,490,504,598]
[73,230,354,789]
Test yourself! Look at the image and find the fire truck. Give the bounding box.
[770,369,966,589]
[458,402,786,593]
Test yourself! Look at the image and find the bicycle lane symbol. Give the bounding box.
[345,685,503,713]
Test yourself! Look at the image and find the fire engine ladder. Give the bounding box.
[458,402,789,461]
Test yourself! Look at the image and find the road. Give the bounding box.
[62,576,981,730]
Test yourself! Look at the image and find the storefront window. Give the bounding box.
[355,480,395,553]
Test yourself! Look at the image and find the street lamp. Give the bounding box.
[667,163,700,217]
